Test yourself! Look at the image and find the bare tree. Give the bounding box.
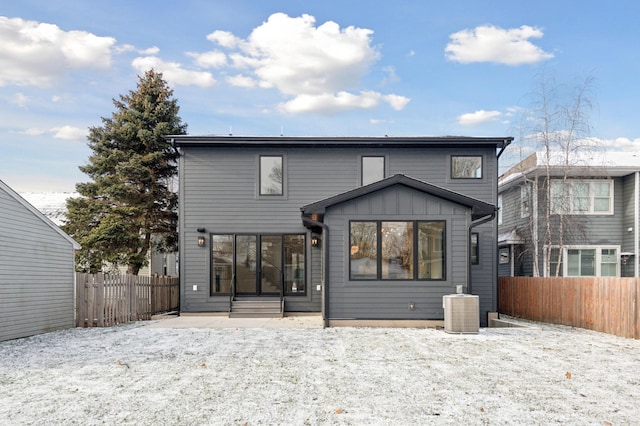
[511,72,597,276]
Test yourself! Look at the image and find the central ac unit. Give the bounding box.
[443,294,479,333]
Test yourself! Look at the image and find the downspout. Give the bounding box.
[302,216,330,328]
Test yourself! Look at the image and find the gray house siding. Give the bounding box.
[0,183,77,342]
[175,136,509,325]
[324,185,470,320]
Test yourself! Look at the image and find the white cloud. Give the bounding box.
[458,110,503,126]
[279,91,408,114]
[596,137,640,151]
[21,128,46,136]
[226,74,257,88]
[131,56,216,88]
[445,25,554,65]
[51,125,86,141]
[187,50,227,68]
[204,13,408,114]
[0,16,115,87]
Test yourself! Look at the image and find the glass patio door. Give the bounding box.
[235,235,282,295]
[235,235,257,294]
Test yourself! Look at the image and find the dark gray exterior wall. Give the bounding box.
[324,185,471,320]
[178,140,502,323]
[0,184,77,342]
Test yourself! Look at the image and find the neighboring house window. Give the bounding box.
[361,156,385,186]
[497,195,503,225]
[210,233,305,295]
[499,247,510,264]
[259,155,283,195]
[349,220,445,280]
[451,155,482,179]
[521,184,531,218]
[470,233,479,265]
[550,180,613,215]
[545,246,619,277]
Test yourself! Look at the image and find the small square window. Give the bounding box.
[362,156,385,186]
[452,156,482,179]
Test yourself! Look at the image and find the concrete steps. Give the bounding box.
[229,298,283,318]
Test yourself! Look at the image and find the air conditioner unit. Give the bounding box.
[443,294,479,334]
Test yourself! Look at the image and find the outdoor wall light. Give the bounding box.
[197,236,206,247]
[311,235,321,248]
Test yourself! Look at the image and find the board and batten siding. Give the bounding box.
[0,184,77,342]
[324,185,471,321]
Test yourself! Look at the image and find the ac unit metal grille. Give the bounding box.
[443,294,479,333]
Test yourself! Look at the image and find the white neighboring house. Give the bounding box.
[20,192,178,277]
[1,181,80,342]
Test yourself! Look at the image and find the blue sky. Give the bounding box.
[1,0,639,192]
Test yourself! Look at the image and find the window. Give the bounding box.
[451,156,482,179]
[470,233,479,265]
[211,233,305,295]
[544,246,619,277]
[350,220,445,280]
[497,195,503,225]
[362,156,385,186]
[521,184,531,218]
[260,156,283,195]
[550,180,613,215]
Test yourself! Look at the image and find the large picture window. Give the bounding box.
[350,220,445,281]
[550,180,613,215]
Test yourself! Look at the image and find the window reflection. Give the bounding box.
[260,156,283,195]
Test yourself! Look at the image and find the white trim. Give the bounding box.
[549,179,614,215]
[543,245,621,277]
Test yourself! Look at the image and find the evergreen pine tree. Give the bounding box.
[64,70,187,274]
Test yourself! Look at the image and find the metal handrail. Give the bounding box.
[229,273,236,313]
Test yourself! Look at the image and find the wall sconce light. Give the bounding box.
[311,235,321,248]
[197,236,206,247]
[621,253,633,265]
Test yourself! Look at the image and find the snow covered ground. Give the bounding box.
[1,319,639,425]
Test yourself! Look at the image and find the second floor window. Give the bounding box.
[451,155,482,179]
[362,156,385,186]
[550,180,613,215]
[260,155,283,195]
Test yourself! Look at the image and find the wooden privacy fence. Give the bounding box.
[499,277,640,339]
[76,273,179,327]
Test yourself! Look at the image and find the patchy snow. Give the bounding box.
[19,192,79,226]
[1,320,639,425]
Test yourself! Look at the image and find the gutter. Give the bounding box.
[301,216,330,328]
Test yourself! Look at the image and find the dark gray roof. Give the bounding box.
[169,135,513,149]
[301,174,496,222]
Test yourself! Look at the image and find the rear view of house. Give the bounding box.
[0,180,80,342]
[171,135,512,327]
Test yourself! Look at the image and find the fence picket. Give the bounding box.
[75,273,179,328]
[499,277,640,339]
